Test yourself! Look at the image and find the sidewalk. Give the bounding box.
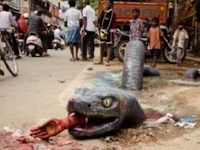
[186,56,200,63]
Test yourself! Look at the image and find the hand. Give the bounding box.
[82,30,86,37]
[30,119,65,139]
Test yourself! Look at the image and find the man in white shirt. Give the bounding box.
[54,26,62,40]
[0,4,21,59]
[82,0,96,61]
[65,0,82,61]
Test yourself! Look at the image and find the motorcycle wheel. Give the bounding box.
[163,45,186,63]
[116,41,128,62]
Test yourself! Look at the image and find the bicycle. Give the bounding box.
[0,29,18,77]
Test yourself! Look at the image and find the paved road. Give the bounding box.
[0,49,90,128]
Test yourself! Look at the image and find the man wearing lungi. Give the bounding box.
[65,0,82,61]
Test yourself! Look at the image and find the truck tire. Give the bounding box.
[116,40,128,62]
[122,40,145,91]
[143,65,161,77]
[185,69,199,79]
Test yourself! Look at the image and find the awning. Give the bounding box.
[1,0,20,11]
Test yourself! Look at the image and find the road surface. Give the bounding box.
[0,49,90,128]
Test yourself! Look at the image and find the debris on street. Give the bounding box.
[175,117,197,129]
[145,113,175,126]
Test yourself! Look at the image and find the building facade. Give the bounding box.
[0,0,62,25]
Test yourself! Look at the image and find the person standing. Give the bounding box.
[0,4,21,59]
[95,0,116,66]
[130,8,144,41]
[147,18,163,67]
[54,26,62,40]
[172,22,189,66]
[65,0,82,61]
[82,0,96,61]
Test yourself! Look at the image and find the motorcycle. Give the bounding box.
[52,38,65,50]
[17,33,25,54]
[26,32,43,57]
[114,26,186,63]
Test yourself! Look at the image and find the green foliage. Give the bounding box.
[76,0,99,10]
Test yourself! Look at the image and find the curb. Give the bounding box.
[186,56,200,63]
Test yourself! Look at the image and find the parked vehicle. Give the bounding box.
[26,32,43,57]
[0,30,18,77]
[52,38,65,50]
[113,27,186,63]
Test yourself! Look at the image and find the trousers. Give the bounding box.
[177,47,183,64]
[82,31,95,59]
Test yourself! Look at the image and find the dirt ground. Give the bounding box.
[1,59,200,150]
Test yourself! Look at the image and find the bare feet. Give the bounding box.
[70,58,75,61]
[43,52,50,57]
[152,64,156,68]
[81,58,88,61]
[75,57,80,61]
[16,55,22,59]
[104,62,111,66]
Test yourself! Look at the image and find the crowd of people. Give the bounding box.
[0,0,190,76]
[65,0,189,67]
[65,0,117,66]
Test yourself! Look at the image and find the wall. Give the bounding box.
[20,0,29,14]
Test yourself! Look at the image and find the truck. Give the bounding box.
[98,0,169,30]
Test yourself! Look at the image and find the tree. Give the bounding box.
[76,0,98,10]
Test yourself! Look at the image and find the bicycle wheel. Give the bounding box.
[1,37,18,77]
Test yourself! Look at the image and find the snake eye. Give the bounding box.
[103,97,113,108]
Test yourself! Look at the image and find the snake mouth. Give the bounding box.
[68,112,119,137]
